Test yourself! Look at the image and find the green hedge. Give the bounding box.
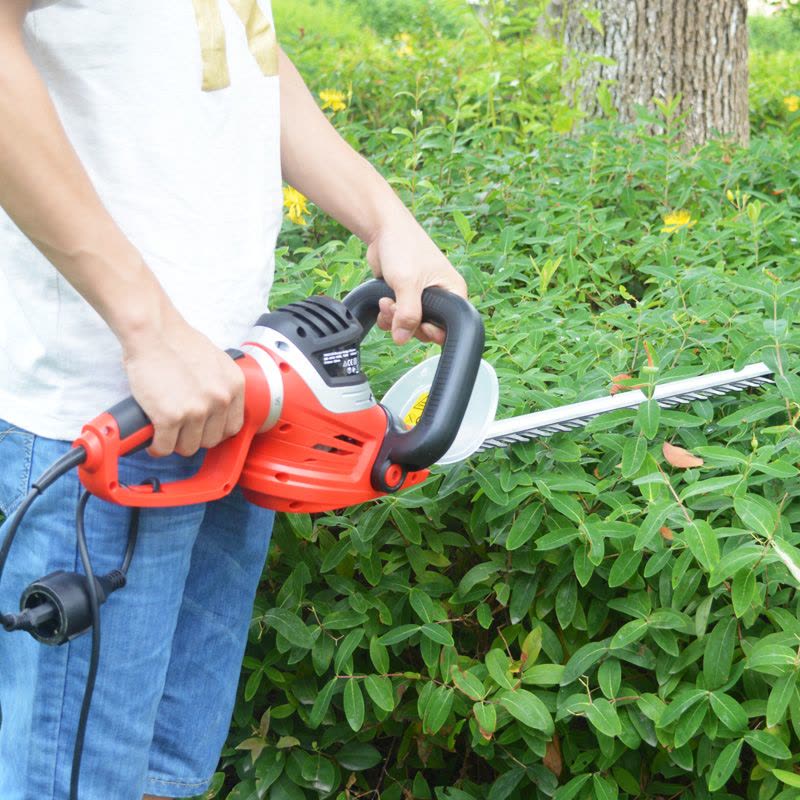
[205,5,800,799]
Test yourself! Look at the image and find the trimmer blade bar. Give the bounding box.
[477,362,774,452]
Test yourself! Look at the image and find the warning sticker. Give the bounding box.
[403,391,429,427]
[321,347,361,377]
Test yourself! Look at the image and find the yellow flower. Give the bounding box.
[661,209,696,234]
[283,186,309,226]
[396,32,414,57]
[784,95,800,113]
[319,89,347,113]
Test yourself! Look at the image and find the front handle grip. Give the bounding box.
[343,279,484,488]
[74,352,271,507]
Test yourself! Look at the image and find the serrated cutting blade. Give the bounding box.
[476,362,774,452]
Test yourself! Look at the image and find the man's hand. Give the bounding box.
[122,312,245,458]
[366,214,467,345]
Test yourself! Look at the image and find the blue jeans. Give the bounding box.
[0,420,275,799]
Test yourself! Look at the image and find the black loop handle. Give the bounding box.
[343,279,484,482]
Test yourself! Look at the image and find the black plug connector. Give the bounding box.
[4,570,126,645]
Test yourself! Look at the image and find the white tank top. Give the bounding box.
[0,0,283,439]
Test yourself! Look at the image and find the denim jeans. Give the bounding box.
[0,419,275,799]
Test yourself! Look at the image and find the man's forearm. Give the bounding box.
[0,5,175,347]
[278,48,413,245]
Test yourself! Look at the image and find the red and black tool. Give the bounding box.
[73,279,485,512]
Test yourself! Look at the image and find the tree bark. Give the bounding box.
[563,0,749,147]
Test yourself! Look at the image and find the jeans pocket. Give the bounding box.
[0,421,34,519]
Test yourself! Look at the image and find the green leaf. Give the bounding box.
[747,645,796,675]
[486,649,516,690]
[555,577,578,628]
[458,562,502,594]
[622,435,648,478]
[707,739,743,791]
[261,608,314,650]
[772,538,800,585]
[745,730,792,760]
[378,624,420,645]
[473,701,497,734]
[767,672,797,727]
[718,398,785,427]
[343,679,365,731]
[334,629,364,674]
[772,769,800,788]
[703,617,737,689]
[710,692,748,732]
[561,640,609,685]
[681,519,720,572]
[634,501,672,551]
[423,685,454,734]
[506,502,543,550]
[452,667,487,701]
[732,568,757,618]
[369,636,389,674]
[658,690,706,728]
[709,544,763,586]
[553,774,591,800]
[674,698,707,748]
[335,742,381,771]
[409,588,436,623]
[244,667,263,703]
[775,373,800,402]
[592,774,619,800]
[581,698,622,737]
[490,769,525,800]
[264,776,304,800]
[420,622,455,647]
[734,494,778,539]
[610,619,648,649]
[364,675,395,713]
[499,689,554,735]
[549,492,584,523]
[320,536,352,573]
[608,549,643,587]
[453,209,475,244]
[598,659,621,699]
[637,399,660,440]
[521,664,564,686]
[308,678,338,729]
[573,544,594,586]
[679,475,742,500]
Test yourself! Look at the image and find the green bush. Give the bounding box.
[748,14,799,54]
[204,6,800,800]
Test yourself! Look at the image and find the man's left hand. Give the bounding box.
[366,217,468,346]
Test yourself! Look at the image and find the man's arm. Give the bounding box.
[0,2,244,456]
[278,48,467,345]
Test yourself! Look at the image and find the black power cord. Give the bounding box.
[0,447,145,800]
[71,490,101,800]
[0,447,87,596]
[70,490,142,800]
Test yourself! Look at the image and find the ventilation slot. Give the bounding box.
[335,434,363,447]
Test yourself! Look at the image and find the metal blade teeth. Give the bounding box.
[477,367,775,454]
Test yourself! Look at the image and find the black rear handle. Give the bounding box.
[343,279,484,489]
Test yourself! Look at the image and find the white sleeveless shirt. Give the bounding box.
[0,0,283,439]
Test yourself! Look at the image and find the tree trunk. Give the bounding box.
[563,0,749,147]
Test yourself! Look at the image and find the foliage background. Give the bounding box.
[204,3,800,799]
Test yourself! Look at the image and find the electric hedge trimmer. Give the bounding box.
[0,279,775,800]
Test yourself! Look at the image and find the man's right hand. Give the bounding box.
[122,313,245,458]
